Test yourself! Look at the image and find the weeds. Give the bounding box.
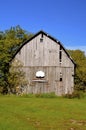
[20,92,57,98]
[63,91,85,99]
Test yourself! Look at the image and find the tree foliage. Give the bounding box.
[8,59,28,94]
[0,25,33,93]
[68,50,86,91]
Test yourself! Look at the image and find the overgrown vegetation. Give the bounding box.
[63,90,86,99]
[8,59,28,94]
[67,50,86,91]
[19,92,86,99]
[20,92,57,98]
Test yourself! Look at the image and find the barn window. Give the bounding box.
[59,45,62,63]
[60,72,62,81]
[40,38,43,42]
[36,71,45,78]
[60,77,62,81]
[40,33,43,42]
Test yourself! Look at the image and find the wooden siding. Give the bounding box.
[13,32,74,95]
[12,66,74,95]
[16,34,60,66]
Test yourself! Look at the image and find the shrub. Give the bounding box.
[19,93,35,98]
[35,92,57,98]
[20,92,57,98]
[63,91,85,99]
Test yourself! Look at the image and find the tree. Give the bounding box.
[67,50,86,91]
[0,25,33,93]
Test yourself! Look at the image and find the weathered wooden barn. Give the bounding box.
[12,30,75,96]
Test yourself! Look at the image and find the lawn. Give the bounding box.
[0,95,86,130]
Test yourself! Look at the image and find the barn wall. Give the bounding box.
[12,65,74,95]
[13,33,74,95]
[61,49,74,68]
[16,34,60,66]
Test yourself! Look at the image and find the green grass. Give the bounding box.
[0,95,86,130]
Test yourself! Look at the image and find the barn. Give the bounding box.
[11,30,75,96]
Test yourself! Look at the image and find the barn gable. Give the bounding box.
[13,30,75,66]
[11,30,75,96]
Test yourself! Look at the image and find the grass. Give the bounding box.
[0,95,86,130]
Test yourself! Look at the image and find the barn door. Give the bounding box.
[32,79,48,94]
[35,82,44,94]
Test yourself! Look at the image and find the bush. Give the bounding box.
[19,93,35,98]
[35,92,57,98]
[20,92,57,98]
[63,91,85,99]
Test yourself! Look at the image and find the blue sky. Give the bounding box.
[0,0,86,54]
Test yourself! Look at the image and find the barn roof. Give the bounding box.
[11,30,76,65]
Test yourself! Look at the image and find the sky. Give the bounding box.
[0,0,86,54]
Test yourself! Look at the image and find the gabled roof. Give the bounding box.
[11,30,76,65]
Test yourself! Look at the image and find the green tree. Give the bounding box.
[0,25,33,93]
[68,50,86,91]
